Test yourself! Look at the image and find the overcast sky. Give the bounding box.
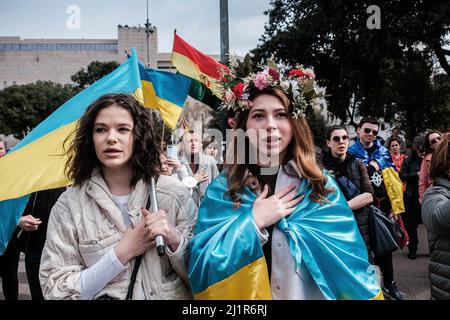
[0,0,271,55]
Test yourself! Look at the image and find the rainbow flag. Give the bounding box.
[171,32,228,101]
[0,48,190,254]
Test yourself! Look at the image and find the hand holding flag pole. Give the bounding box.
[150,177,166,257]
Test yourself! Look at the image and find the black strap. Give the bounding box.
[125,176,158,300]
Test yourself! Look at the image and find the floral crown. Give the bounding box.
[217,54,322,119]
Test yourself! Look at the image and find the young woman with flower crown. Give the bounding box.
[187,56,383,300]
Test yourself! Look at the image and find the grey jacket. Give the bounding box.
[422,177,450,300]
[39,172,197,300]
[180,153,219,199]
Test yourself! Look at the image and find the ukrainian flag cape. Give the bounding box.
[0,48,190,254]
[348,139,404,214]
[188,172,383,300]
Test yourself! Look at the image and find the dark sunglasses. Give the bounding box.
[430,136,441,145]
[332,135,349,143]
[363,128,378,136]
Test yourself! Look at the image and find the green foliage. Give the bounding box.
[252,0,450,138]
[71,60,119,89]
[0,81,78,139]
[207,109,227,131]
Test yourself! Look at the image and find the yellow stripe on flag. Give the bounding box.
[0,122,75,201]
[172,51,222,98]
[194,257,272,300]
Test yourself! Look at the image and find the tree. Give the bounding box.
[305,106,327,149]
[71,61,119,89]
[0,81,78,139]
[252,0,450,138]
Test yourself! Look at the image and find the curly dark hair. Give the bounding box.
[64,93,161,187]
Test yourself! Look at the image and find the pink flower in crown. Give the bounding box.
[303,69,315,78]
[267,67,280,80]
[253,71,269,90]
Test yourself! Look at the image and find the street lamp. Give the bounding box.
[145,0,155,68]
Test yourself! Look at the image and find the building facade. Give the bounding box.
[0,25,159,88]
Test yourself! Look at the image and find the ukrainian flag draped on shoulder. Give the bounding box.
[0,48,190,254]
[348,139,405,214]
[188,172,383,300]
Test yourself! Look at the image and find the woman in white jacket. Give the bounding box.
[39,93,197,300]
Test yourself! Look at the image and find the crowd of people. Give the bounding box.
[0,60,449,301]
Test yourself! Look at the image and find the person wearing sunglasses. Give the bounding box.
[322,126,374,258]
[419,130,442,203]
[348,117,406,300]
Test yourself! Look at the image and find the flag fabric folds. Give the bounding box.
[188,173,383,300]
[0,48,190,254]
[348,139,405,214]
[139,63,191,129]
[172,32,228,101]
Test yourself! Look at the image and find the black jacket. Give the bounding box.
[322,152,374,252]
[422,177,450,300]
[400,152,422,208]
[18,187,66,255]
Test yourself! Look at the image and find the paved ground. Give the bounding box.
[391,223,431,300]
[1,224,431,300]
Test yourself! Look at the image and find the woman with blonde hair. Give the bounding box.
[188,57,382,300]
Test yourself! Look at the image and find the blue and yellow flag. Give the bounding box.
[348,139,405,214]
[188,172,383,300]
[0,48,190,254]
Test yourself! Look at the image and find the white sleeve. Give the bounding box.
[78,248,128,300]
[253,223,269,246]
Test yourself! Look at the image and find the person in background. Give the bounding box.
[18,187,66,299]
[385,127,407,154]
[400,136,425,260]
[39,93,196,299]
[348,117,405,300]
[179,130,219,203]
[0,139,6,157]
[322,126,374,258]
[419,130,442,203]
[0,138,21,300]
[202,136,223,166]
[389,137,408,192]
[421,133,450,300]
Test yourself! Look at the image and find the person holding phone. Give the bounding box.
[178,130,219,204]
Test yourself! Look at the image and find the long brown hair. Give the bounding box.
[225,88,329,206]
[429,133,450,180]
[64,93,161,187]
